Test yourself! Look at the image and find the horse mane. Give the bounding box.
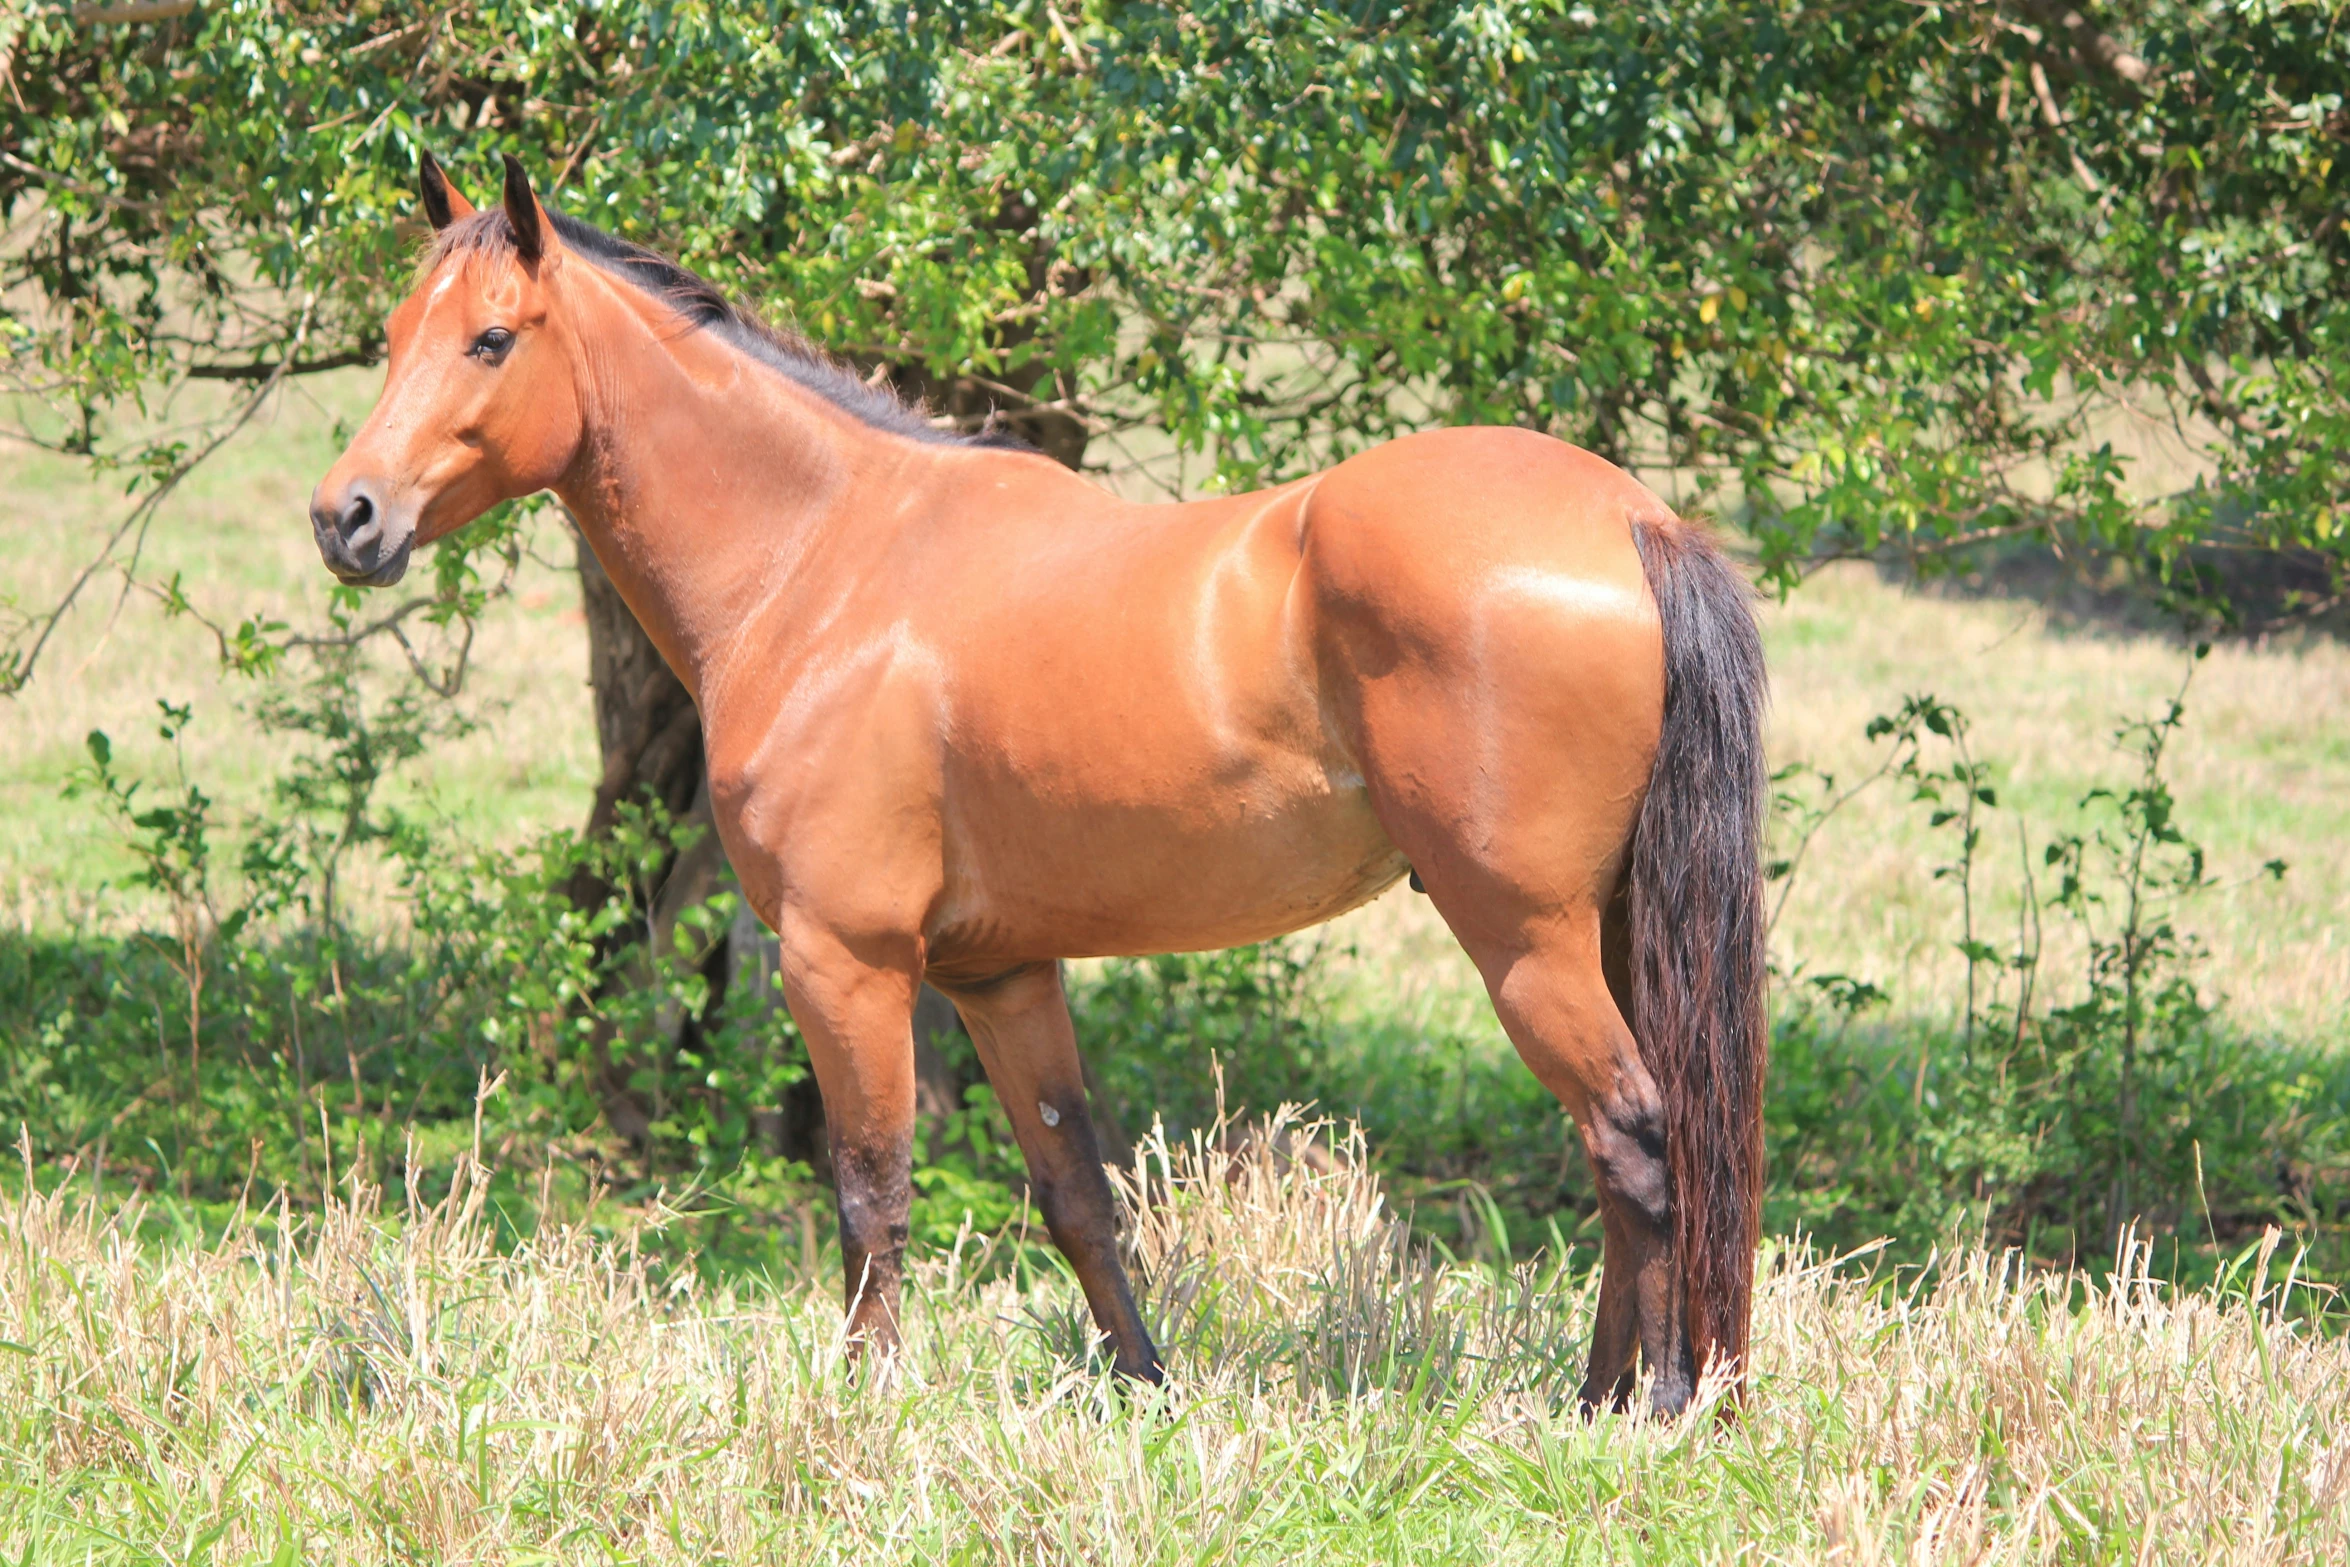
[428,207,1027,450]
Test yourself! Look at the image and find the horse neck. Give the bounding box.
[550,273,932,707]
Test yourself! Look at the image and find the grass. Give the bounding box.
[1,1113,2343,1564]
[1757,565,2350,1038]
[4,381,2348,1558]
[0,371,597,924]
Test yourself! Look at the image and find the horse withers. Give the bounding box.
[310,154,1768,1416]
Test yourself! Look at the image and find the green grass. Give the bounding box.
[0,1119,2342,1564]
[1757,565,2350,1039]
[1,372,597,924]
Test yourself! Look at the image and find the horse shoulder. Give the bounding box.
[701,628,951,945]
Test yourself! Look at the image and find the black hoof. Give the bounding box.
[1576,1369,1637,1419]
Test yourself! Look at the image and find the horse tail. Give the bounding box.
[1627,516,1770,1390]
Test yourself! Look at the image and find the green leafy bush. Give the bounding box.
[5,679,810,1211]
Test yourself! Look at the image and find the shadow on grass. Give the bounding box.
[5,925,2344,1304]
[1894,540,2348,643]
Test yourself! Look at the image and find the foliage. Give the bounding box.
[5,0,2348,696]
[1074,939,1338,1144]
[1082,0,2350,608]
[3,677,811,1207]
[61,699,226,1078]
[1763,666,2342,1273]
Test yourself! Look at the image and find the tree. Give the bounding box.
[1062,0,2347,614]
[6,0,2344,1150]
[10,3,2345,640]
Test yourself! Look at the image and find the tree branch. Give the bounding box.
[1,297,315,696]
[70,1,197,24]
[2011,0,2153,89]
[185,348,379,381]
[2031,60,2104,192]
[2178,355,2261,438]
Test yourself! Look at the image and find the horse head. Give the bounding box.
[309,154,583,586]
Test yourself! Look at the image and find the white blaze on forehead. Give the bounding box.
[380,265,469,358]
[419,263,467,320]
[413,255,521,335]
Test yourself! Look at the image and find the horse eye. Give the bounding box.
[470,327,514,362]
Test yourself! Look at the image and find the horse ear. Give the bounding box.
[500,154,548,265]
[418,150,475,231]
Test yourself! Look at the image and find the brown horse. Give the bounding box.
[311,155,1768,1416]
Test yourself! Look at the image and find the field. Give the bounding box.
[2,373,600,923]
[3,1119,2346,1563]
[3,384,2349,1560]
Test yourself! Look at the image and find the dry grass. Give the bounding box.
[1,1111,2342,1564]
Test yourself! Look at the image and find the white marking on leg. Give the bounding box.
[1038,1101,1061,1127]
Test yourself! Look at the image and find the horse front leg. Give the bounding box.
[779,933,922,1360]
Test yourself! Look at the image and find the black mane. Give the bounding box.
[431,206,1027,450]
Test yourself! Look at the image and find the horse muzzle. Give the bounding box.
[309,480,416,587]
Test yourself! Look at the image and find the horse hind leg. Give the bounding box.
[1580,1198,1640,1411]
[1465,917,1697,1416]
[936,962,1164,1383]
[1579,889,1643,1410]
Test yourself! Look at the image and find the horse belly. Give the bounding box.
[925,478,1414,964]
[930,765,1408,967]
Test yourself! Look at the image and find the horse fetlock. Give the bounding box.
[1646,1347,1698,1419]
[1579,1366,1638,1417]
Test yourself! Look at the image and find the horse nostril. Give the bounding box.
[341,491,377,545]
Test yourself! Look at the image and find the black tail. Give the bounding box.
[1628,517,1769,1388]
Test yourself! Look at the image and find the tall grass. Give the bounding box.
[1,1112,2342,1563]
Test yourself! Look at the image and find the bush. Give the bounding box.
[5,676,811,1216]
